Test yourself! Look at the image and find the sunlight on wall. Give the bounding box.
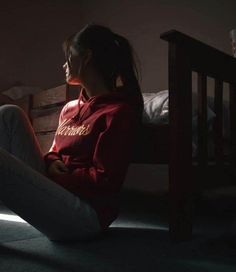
[0,213,26,223]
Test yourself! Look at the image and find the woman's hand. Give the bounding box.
[47,159,69,177]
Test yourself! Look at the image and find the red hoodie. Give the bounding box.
[43,87,140,230]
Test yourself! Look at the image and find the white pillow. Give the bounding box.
[142,90,169,124]
[142,90,216,126]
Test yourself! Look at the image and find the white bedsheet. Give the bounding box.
[142,90,230,157]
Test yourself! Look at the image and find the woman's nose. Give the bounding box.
[63,62,67,70]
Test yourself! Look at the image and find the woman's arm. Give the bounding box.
[43,103,69,171]
[52,105,138,200]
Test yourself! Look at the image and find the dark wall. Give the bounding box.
[1,0,235,96]
[81,0,236,94]
[0,0,85,92]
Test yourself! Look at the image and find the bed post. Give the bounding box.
[161,31,193,241]
[230,84,236,166]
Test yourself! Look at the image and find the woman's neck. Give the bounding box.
[82,80,111,98]
[79,66,117,97]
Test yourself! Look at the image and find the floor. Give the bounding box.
[0,189,236,272]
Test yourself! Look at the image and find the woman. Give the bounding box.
[0,24,144,241]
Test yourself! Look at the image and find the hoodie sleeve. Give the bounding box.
[51,105,138,200]
[43,104,68,170]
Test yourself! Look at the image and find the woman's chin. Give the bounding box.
[66,77,81,86]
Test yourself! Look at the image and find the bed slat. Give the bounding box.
[214,79,224,166]
[32,110,61,133]
[32,85,66,109]
[35,132,55,154]
[168,42,193,241]
[18,95,32,116]
[197,73,208,167]
[229,84,236,164]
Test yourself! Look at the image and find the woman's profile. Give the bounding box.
[0,23,144,241]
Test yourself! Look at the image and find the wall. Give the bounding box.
[1,0,235,93]
[80,0,236,94]
[0,0,86,92]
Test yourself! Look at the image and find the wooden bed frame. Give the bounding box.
[13,30,236,241]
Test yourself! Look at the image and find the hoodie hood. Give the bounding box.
[72,86,143,123]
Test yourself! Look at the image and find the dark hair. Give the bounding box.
[63,23,144,122]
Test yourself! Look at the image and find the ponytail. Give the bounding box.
[113,33,144,122]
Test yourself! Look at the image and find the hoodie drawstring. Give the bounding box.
[72,87,92,123]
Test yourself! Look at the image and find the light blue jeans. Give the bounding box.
[0,104,102,241]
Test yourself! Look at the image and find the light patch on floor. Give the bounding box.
[111,221,168,231]
[0,213,26,223]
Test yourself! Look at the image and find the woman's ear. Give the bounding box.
[116,75,124,87]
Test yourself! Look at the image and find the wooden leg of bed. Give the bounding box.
[164,39,193,242]
[169,192,193,242]
[168,162,193,242]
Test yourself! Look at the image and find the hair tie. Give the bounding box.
[114,39,120,47]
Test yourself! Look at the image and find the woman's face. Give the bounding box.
[63,47,83,85]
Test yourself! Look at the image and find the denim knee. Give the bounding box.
[0,104,27,126]
[0,104,25,118]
